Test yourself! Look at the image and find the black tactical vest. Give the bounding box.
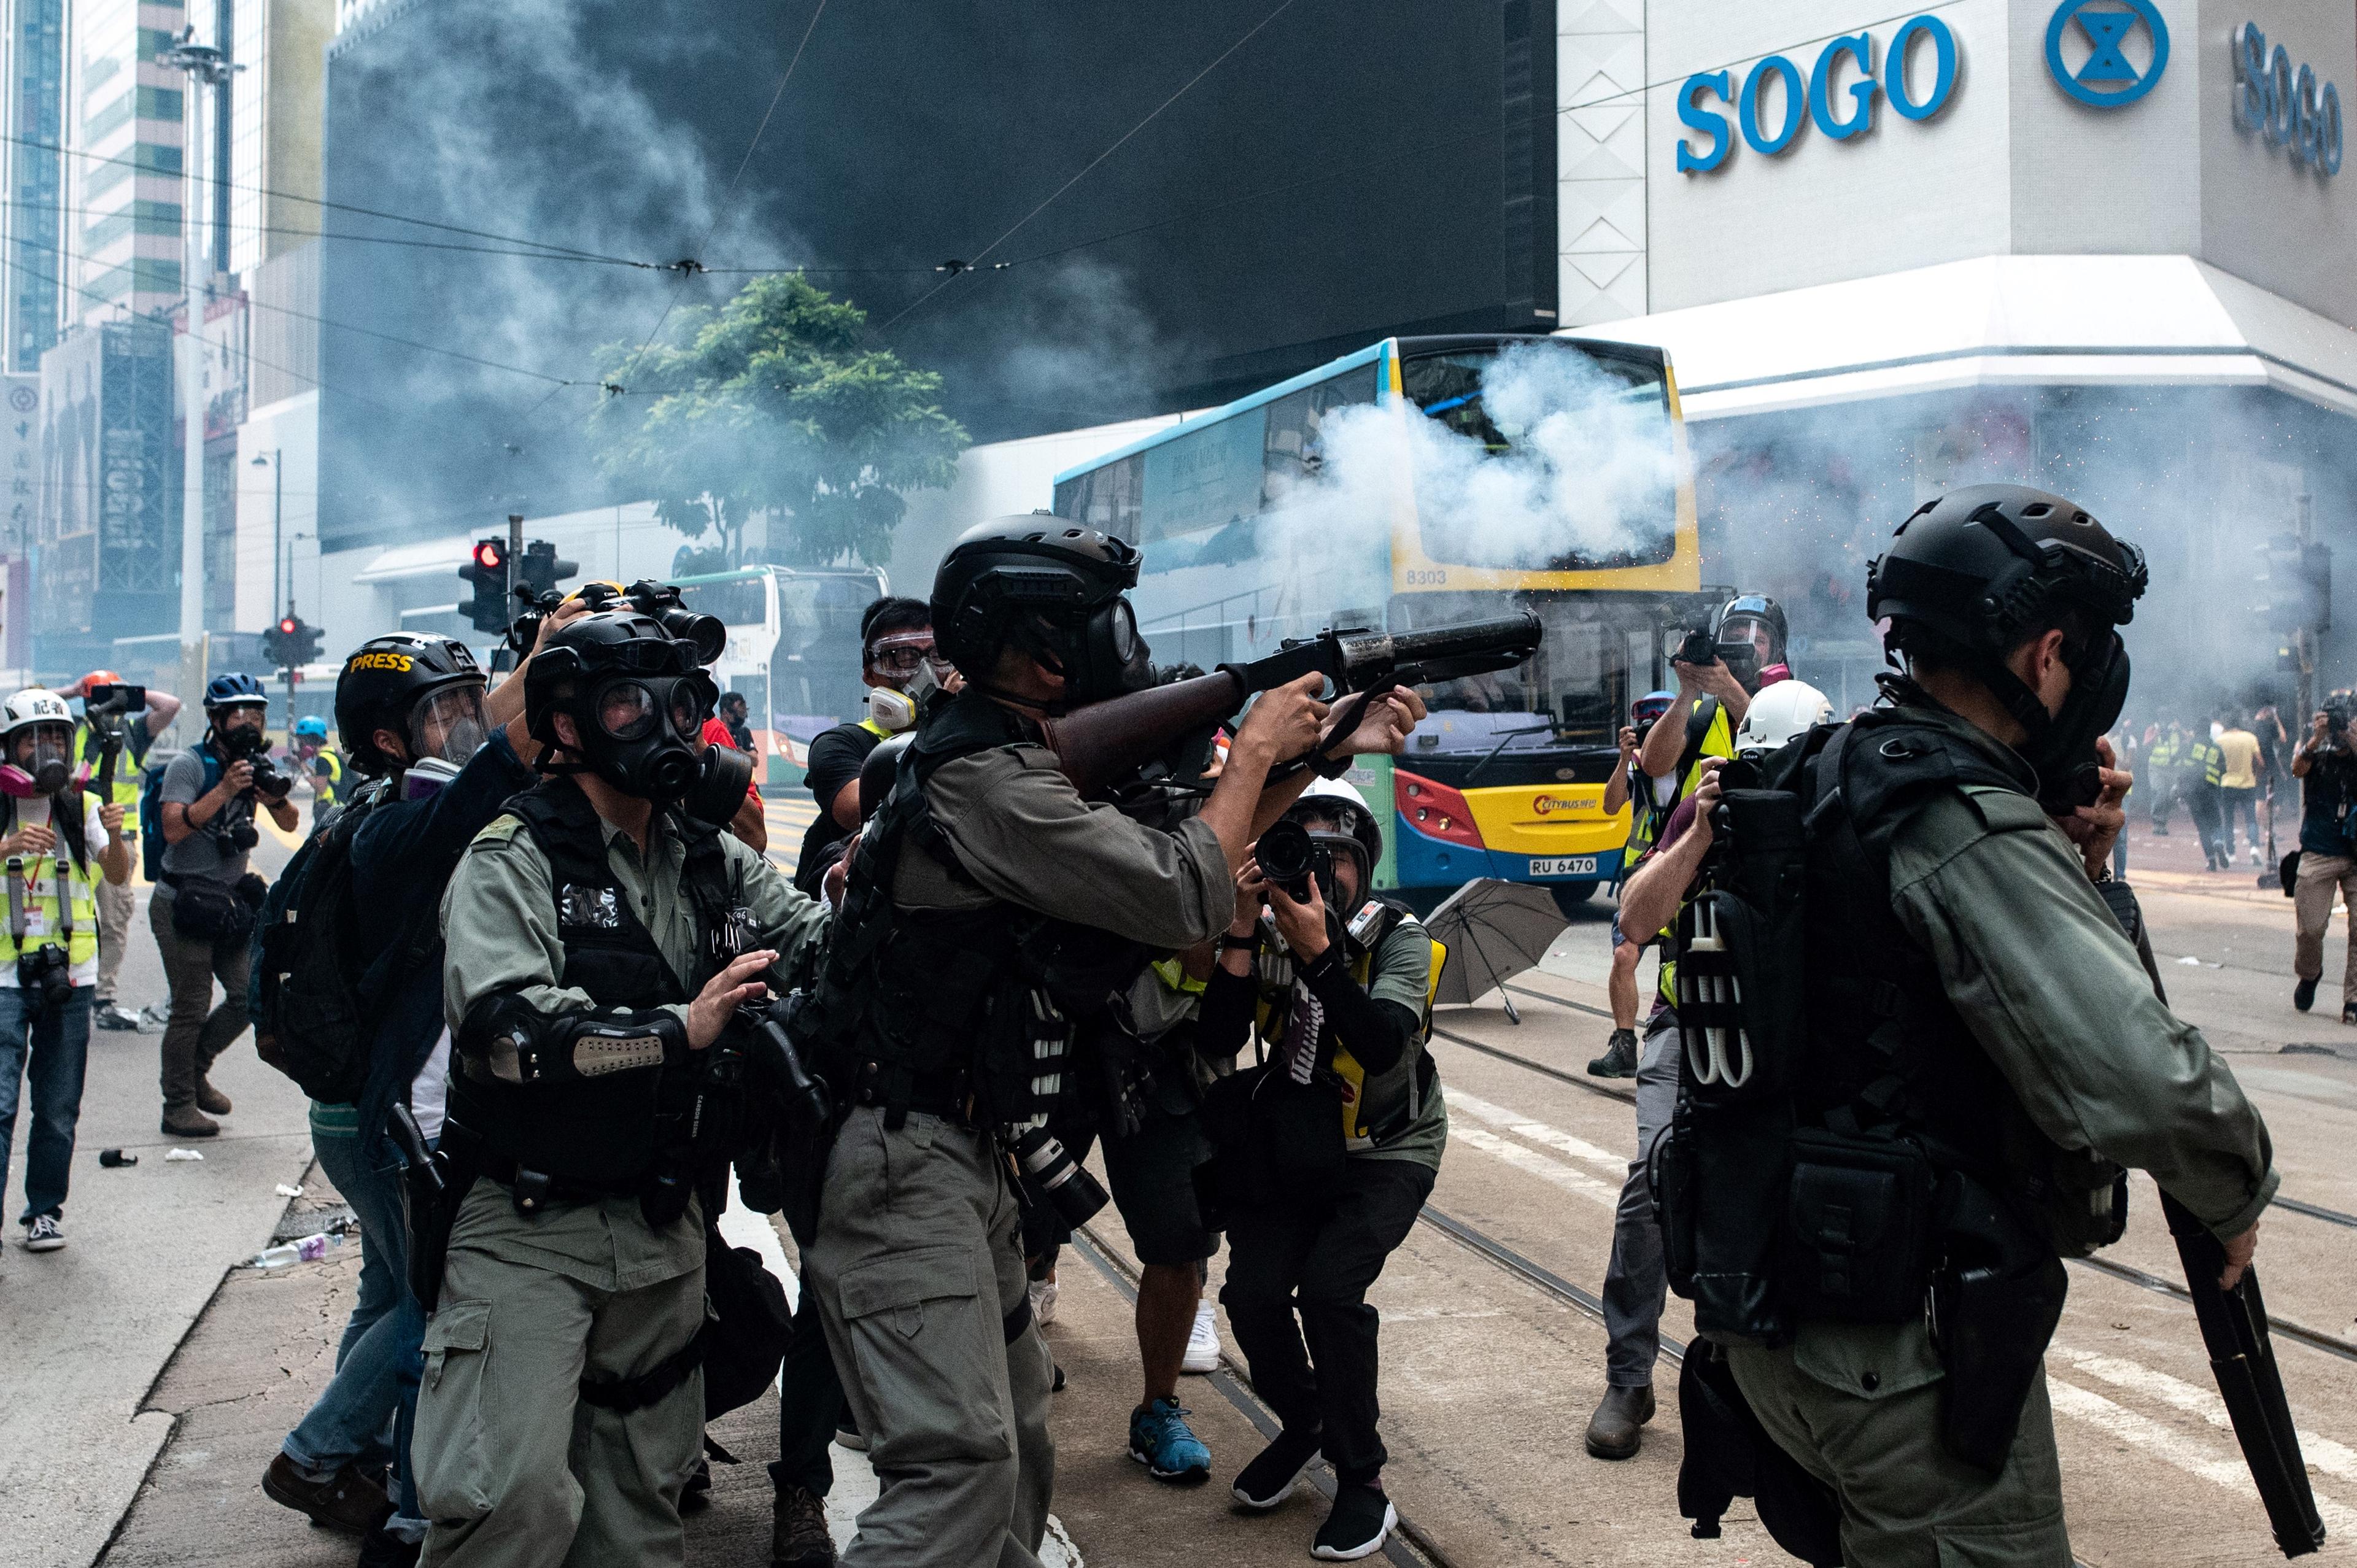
[797,691,1144,1129]
[447,777,738,1185]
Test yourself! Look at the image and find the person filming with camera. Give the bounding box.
[153,673,298,1137]
[2289,693,2357,1022]
[68,671,179,1032]
[0,689,132,1256]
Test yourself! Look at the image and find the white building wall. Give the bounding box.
[1557,0,1646,326]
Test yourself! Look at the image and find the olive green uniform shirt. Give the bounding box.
[1884,705,2277,1241]
[438,803,830,1286]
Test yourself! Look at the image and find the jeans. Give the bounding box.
[1602,1015,1679,1386]
[2222,786,2262,855]
[0,983,93,1222]
[95,875,135,1004]
[770,1275,843,1500]
[1221,1156,1433,1485]
[149,893,253,1113]
[284,1129,425,1526]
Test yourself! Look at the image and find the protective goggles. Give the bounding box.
[592,675,714,743]
[866,631,951,678]
[1631,696,1674,725]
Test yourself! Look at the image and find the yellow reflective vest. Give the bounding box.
[1,798,100,970]
[1655,695,1738,1011]
[72,722,144,812]
[1249,916,1447,1148]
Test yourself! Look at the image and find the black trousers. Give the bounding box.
[771,1276,845,1498]
[1220,1157,1433,1485]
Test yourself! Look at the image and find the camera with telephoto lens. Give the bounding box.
[1674,627,1718,666]
[1254,818,1329,905]
[574,580,727,665]
[1009,1124,1108,1227]
[217,724,292,801]
[2326,693,2353,740]
[16,942,72,1008]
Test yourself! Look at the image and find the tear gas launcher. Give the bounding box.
[1040,611,1545,800]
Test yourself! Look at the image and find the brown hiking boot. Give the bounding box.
[161,1105,220,1138]
[771,1481,836,1566]
[196,1079,232,1115]
[1584,1383,1655,1460]
[262,1453,392,1535]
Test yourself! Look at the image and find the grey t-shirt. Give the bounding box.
[157,744,254,895]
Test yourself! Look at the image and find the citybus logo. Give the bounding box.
[2044,0,2168,109]
[2233,23,2343,177]
[1676,15,1960,175]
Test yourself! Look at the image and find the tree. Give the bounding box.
[588,273,969,569]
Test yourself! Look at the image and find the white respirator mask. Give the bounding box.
[866,685,918,734]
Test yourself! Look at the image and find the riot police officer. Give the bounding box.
[420,609,827,1568]
[792,514,1418,1567]
[1676,485,2275,1564]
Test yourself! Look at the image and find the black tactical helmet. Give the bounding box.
[931,512,1150,706]
[524,611,748,814]
[1868,484,2146,655]
[1867,483,2149,811]
[335,633,486,776]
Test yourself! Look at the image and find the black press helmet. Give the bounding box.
[1867,482,2148,808]
[523,610,749,818]
[931,512,1151,709]
[1713,594,1789,666]
[335,634,487,776]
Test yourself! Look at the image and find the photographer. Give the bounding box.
[2289,695,2357,1022]
[0,690,131,1256]
[1637,594,1789,801]
[791,597,951,894]
[153,673,298,1138]
[1196,782,1440,1562]
[68,670,180,1032]
[291,716,346,827]
[1592,689,1674,1079]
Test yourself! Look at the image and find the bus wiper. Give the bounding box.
[1461,721,1556,790]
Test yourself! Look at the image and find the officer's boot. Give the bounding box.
[1587,1029,1639,1079]
[1583,1383,1655,1460]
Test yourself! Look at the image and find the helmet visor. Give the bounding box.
[409,686,488,767]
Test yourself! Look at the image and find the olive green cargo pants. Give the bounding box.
[1728,1321,2072,1567]
[415,1183,707,1568]
[805,1106,1056,1568]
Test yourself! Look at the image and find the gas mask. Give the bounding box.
[409,686,489,768]
[400,756,463,801]
[0,728,74,798]
[1018,596,1155,709]
[2020,631,2131,815]
[567,669,753,821]
[865,684,918,734]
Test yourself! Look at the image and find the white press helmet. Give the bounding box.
[1,687,72,742]
[1734,679,1833,752]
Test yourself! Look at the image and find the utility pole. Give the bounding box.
[2296,493,2318,728]
[252,447,282,622]
[161,27,241,658]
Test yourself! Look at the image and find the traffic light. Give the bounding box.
[459,538,511,633]
[518,539,577,599]
[2256,533,2334,635]
[262,617,293,668]
[288,616,324,666]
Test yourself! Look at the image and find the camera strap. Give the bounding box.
[6,856,22,945]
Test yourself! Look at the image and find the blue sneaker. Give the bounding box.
[1128,1396,1211,1485]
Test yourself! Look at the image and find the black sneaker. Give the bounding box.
[2342,1002,2356,1027]
[1312,1483,1398,1561]
[2296,977,2319,1013]
[1233,1426,1322,1510]
[93,1002,143,1032]
[357,1527,422,1568]
[1587,1029,1639,1079]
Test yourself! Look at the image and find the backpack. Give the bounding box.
[139,747,222,884]
[249,790,378,1105]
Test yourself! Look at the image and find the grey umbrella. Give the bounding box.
[1422,878,1569,1025]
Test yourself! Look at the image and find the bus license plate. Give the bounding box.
[1528,855,1597,879]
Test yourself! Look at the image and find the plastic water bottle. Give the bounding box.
[247,1230,347,1269]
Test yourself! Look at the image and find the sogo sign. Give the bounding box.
[2233,21,2343,177]
[1676,15,1960,174]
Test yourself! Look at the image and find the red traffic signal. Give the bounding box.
[278,616,298,636]
[473,539,504,572]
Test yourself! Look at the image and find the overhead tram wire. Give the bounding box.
[595,0,833,411]
[873,0,1301,336]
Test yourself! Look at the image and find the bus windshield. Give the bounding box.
[1399,344,1678,573]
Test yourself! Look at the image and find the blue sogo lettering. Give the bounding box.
[1886,15,1958,120]
[1675,14,1956,175]
[1740,55,1806,155]
[2234,23,2343,177]
[1810,33,1878,141]
[1676,69,1733,172]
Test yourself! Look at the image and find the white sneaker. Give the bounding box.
[22,1215,64,1252]
[1181,1300,1221,1373]
[1029,1276,1058,1327]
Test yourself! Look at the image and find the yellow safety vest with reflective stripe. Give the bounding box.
[1652,697,1738,1011]
[2187,738,2226,789]
[0,803,99,968]
[72,722,143,811]
[856,717,892,741]
[311,749,344,805]
[1250,922,1448,1146]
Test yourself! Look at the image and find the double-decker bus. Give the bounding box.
[670,563,889,785]
[1051,334,1711,913]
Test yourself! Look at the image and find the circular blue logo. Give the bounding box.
[2046,0,2169,107]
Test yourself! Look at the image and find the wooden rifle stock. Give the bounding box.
[1037,668,1246,800]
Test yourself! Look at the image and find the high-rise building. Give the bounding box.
[228,0,328,274]
[1,0,68,373]
[71,0,188,328]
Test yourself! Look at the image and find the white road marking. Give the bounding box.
[1447,1124,1619,1208]
[1444,1087,1630,1175]
[2046,1378,2357,1535]
[2054,1344,2357,1485]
